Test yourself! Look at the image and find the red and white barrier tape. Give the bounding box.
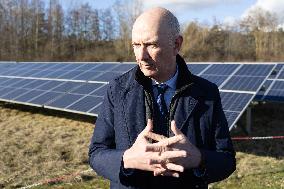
[18,135,284,188]
[232,136,284,140]
[20,168,93,189]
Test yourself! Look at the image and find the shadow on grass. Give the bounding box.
[231,102,284,158]
[0,101,96,124]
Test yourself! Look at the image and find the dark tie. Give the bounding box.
[156,84,168,116]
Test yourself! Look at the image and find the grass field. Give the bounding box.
[0,102,283,189]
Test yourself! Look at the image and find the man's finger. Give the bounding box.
[145,145,170,152]
[161,150,187,159]
[145,132,168,142]
[154,169,180,178]
[154,135,184,147]
[171,120,182,135]
[151,161,184,173]
[165,163,184,172]
[141,119,153,134]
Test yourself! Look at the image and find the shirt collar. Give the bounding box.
[152,65,178,90]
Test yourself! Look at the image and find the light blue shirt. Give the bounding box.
[152,65,178,108]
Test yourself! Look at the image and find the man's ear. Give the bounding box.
[174,35,183,55]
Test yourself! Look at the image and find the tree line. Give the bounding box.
[0,0,283,62]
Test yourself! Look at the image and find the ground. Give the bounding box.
[0,102,283,189]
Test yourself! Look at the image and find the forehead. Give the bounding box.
[132,20,169,43]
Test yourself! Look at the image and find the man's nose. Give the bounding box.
[137,46,150,61]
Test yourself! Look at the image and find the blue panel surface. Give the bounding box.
[78,63,101,71]
[92,72,122,82]
[88,103,102,114]
[235,64,274,76]
[49,63,72,70]
[67,96,103,112]
[90,85,107,97]
[254,80,273,101]
[58,70,84,79]
[42,70,66,78]
[1,88,29,100]
[51,81,82,93]
[264,90,284,101]
[61,63,84,71]
[95,63,118,71]
[224,111,239,129]
[29,70,55,78]
[278,70,284,79]
[0,77,11,85]
[72,71,101,80]
[28,91,62,105]
[203,64,239,75]
[9,79,35,88]
[46,93,84,108]
[220,92,253,112]
[187,64,209,75]
[0,78,22,87]
[22,80,50,89]
[111,64,136,72]
[13,90,44,102]
[200,75,227,87]
[0,87,16,98]
[36,80,63,90]
[71,83,103,95]
[221,76,264,91]
[271,80,284,90]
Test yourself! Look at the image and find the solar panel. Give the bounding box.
[46,93,84,109]
[92,71,123,82]
[51,81,83,93]
[221,76,265,91]
[254,63,284,102]
[203,64,238,75]
[0,62,276,130]
[1,88,29,100]
[13,90,44,103]
[234,64,274,76]
[28,91,63,105]
[187,64,210,75]
[70,83,104,95]
[199,75,227,87]
[66,95,103,113]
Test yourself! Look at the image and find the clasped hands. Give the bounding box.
[123,119,202,178]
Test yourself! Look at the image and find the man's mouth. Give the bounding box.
[141,62,153,67]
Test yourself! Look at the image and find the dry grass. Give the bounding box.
[0,102,283,189]
[0,103,97,188]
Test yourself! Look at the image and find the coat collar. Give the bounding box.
[134,54,194,91]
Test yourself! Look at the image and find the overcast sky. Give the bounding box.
[59,0,284,25]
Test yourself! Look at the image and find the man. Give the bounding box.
[89,7,236,189]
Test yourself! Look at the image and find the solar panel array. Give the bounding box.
[187,63,275,129]
[0,62,135,116]
[0,61,276,130]
[255,64,284,102]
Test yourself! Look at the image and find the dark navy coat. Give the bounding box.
[89,55,236,189]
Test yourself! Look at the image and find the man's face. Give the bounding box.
[132,19,177,82]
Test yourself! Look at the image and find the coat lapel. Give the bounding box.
[121,84,146,145]
[174,95,198,131]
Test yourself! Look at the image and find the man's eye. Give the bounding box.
[151,44,158,48]
[148,44,157,49]
[132,44,140,48]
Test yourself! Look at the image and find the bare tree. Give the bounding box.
[113,0,143,60]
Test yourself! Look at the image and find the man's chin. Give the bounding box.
[141,70,157,77]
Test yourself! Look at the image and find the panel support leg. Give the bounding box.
[246,106,252,135]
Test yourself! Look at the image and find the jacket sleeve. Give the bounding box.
[200,87,236,183]
[88,82,125,183]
